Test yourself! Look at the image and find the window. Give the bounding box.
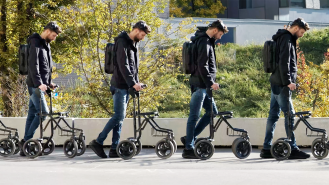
[279,0,306,8]
[290,0,305,8]
[279,0,289,7]
[239,0,252,9]
[321,0,329,8]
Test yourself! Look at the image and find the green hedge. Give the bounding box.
[299,28,329,65]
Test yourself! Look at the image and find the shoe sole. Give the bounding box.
[182,152,198,159]
[288,156,310,159]
[182,156,198,159]
[89,141,107,158]
[109,152,119,158]
[260,155,273,159]
[109,155,120,158]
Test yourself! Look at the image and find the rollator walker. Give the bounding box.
[22,86,86,159]
[0,111,21,156]
[116,85,177,160]
[193,88,252,160]
[271,86,328,160]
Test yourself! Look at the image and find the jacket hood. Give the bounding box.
[115,31,130,42]
[191,30,210,42]
[272,29,294,41]
[115,31,137,52]
[27,33,43,43]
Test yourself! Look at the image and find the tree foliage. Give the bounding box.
[170,0,226,18]
[0,0,77,116]
[1,0,197,118]
[299,28,329,65]
[295,49,329,117]
[50,0,197,118]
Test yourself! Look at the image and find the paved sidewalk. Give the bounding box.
[0,148,327,185]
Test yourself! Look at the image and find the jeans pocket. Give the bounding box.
[32,87,42,98]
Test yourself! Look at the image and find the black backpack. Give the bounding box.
[18,44,29,75]
[182,41,197,74]
[263,40,277,73]
[105,43,116,74]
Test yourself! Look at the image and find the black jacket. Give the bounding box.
[270,29,298,86]
[111,31,139,89]
[189,31,216,88]
[26,33,53,88]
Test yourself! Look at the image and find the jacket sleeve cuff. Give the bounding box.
[206,80,215,88]
[128,80,137,88]
[282,78,291,86]
[34,81,43,88]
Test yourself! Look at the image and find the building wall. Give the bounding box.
[279,7,329,23]
[239,7,265,19]
[217,0,229,18]
[219,0,329,22]
[2,117,329,146]
[306,0,320,9]
[252,0,265,8]
[219,0,272,19]
[221,0,279,20]
[227,0,240,19]
[265,0,279,20]
[169,18,329,46]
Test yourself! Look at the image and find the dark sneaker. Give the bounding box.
[19,139,26,156]
[289,149,310,159]
[109,148,119,158]
[89,140,107,158]
[180,136,186,147]
[260,149,273,158]
[182,149,198,159]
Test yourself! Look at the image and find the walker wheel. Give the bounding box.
[194,140,214,160]
[232,138,252,159]
[63,138,78,158]
[311,138,328,160]
[155,139,174,159]
[271,140,291,160]
[23,139,42,159]
[116,140,136,160]
[0,138,16,157]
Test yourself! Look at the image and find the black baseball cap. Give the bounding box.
[44,21,62,34]
[133,21,151,34]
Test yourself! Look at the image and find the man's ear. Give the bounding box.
[213,28,218,35]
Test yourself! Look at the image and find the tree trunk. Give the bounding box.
[191,0,195,11]
[0,0,13,117]
[0,0,7,53]
[312,89,319,111]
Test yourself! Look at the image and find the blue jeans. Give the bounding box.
[24,87,49,141]
[263,86,298,150]
[186,87,218,150]
[96,87,129,149]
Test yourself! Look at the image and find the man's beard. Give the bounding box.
[45,36,52,43]
[134,36,141,42]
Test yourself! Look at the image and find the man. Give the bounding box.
[89,21,151,158]
[260,18,310,159]
[20,21,61,156]
[181,20,229,159]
